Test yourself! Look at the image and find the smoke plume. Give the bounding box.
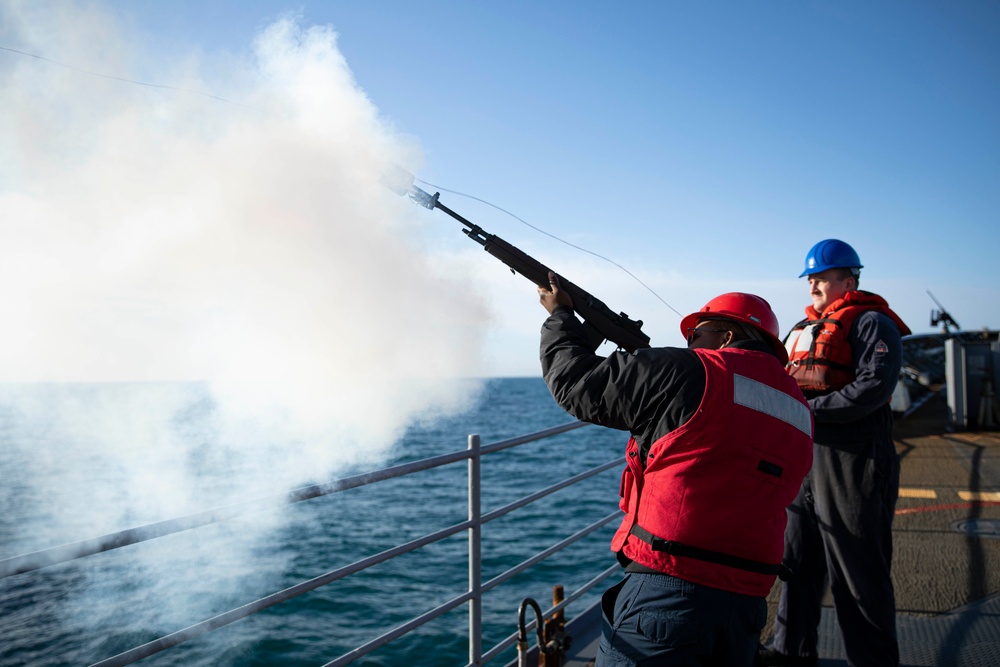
[0,0,491,649]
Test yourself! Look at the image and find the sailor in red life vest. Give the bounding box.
[761,240,911,667]
[538,272,813,667]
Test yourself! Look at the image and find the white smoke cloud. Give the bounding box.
[0,2,492,440]
[0,0,493,648]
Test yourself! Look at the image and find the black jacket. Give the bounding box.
[540,306,780,459]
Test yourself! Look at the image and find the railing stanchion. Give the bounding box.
[468,433,483,665]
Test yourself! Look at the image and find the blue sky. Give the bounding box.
[2,1,998,378]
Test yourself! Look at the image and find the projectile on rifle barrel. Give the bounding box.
[380,164,438,209]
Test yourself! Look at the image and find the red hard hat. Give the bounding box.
[679,292,788,364]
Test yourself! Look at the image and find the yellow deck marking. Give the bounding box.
[958,491,1000,502]
[899,488,937,499]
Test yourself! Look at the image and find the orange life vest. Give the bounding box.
[784,291,911,393]
[611,347,813,597]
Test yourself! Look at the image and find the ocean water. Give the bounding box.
[0,378,625,667]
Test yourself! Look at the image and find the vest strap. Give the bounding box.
[789,356,854,374]
[629,525,793,582]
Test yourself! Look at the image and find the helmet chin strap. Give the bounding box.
[738,322,767,345]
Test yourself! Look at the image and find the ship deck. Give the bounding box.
[551,392,1000,666]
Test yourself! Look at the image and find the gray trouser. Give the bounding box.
[773,437,900,666]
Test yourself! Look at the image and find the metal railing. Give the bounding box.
[1,420,624,667]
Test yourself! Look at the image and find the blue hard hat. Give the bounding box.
[799,239,863,278]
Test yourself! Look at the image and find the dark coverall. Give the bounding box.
[773,310,903,666]
[541,306,786,666]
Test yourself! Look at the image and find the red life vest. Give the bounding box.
[784,291,911,393]
[611,348,814,597]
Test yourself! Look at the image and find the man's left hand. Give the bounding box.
[538,271,574,314]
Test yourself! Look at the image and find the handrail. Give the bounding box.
[481,459,625,525]
[482,511,619,594]
[5,418,622,667]
[0,422,590,580]
[90,517,479,667]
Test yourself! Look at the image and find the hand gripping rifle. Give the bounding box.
[384,167,651,353]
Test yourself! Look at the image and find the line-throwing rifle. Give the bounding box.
[383,167,650,353]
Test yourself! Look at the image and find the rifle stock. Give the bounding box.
[431,196,651,353]
[472,230,649,352]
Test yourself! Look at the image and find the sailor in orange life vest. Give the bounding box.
[761,240,911,667]
[537,272,814,667]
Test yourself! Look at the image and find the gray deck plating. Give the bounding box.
[814,594,1000,666]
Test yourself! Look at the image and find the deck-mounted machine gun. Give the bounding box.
[383,166,651,353]
[928,290,961,335]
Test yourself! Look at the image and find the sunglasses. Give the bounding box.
[686,327,730,344]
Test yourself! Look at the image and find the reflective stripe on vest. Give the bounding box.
[733,373,812,436]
